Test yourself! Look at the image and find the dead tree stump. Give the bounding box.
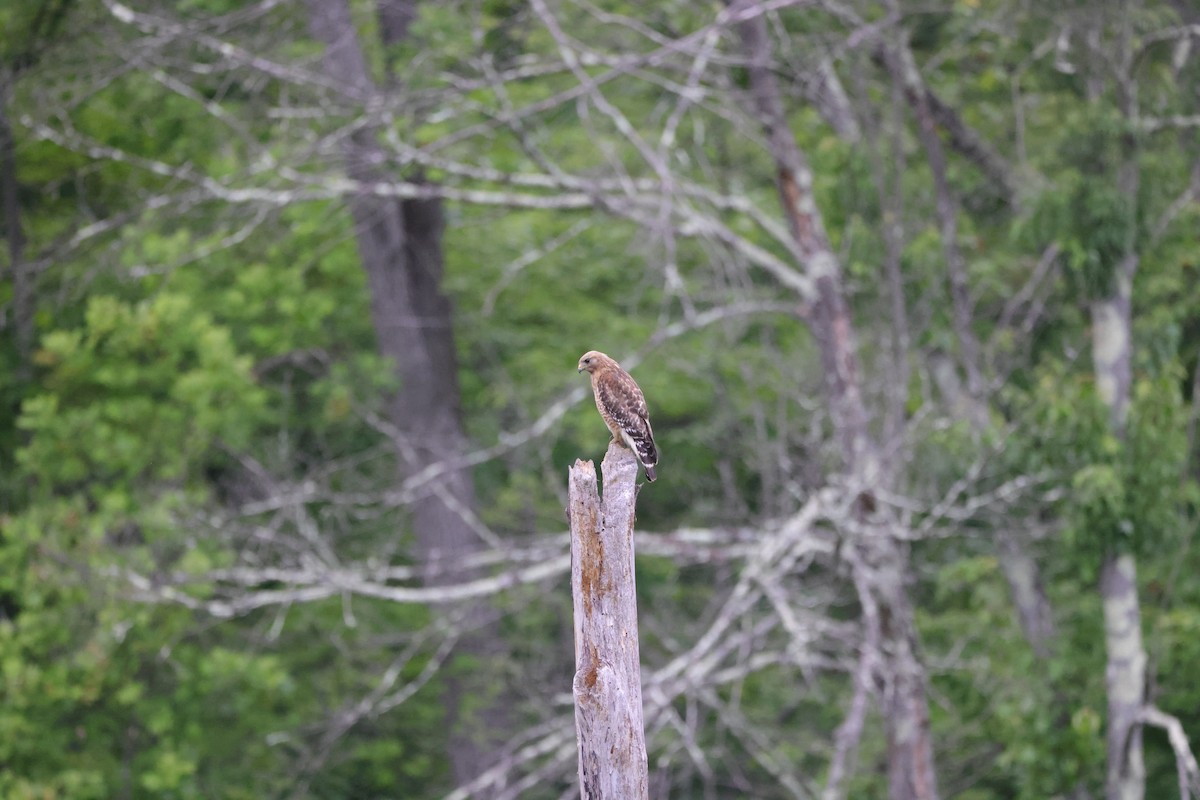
[567,443,649,800]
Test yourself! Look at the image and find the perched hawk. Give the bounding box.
[577,350,659,482]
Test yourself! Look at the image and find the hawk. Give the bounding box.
[577,350,659,482]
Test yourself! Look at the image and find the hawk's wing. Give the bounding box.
[597,369,658,475]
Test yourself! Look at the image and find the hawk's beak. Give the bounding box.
[577,367,584,373]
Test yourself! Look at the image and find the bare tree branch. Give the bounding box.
[1139,706,1200,800]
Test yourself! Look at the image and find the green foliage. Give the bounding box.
[1005,366,1190,571]
[1010,100,1155,302]
[0,497,309,799]
[19,292,266,496]
[918,553,1106,798]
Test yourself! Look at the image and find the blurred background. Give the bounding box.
[1,0,1199,798]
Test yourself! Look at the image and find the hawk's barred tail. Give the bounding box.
[637,439,658,482]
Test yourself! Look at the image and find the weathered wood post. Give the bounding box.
[567,442,649,799]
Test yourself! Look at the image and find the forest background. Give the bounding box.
[2,0,1199,798]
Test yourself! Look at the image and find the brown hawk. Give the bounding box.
[577,350,659,482]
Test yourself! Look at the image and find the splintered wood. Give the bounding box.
[567,443,649,800]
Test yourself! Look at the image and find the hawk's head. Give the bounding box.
[577,350,613,374]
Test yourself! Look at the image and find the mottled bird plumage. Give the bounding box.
[577,350,658,482]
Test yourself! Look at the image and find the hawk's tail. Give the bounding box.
[637,438,658,482]
[621,427,658,483]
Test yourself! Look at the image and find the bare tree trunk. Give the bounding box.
[1091,261,1146,800]
[883,31,982,406]
[800,57,861,143]
[1093,19,1145,788]
[861,56,1015,206]
[568,444,649,800]
[929,350,1059,659]
[304,0,509,786]
[1091,269,1134,431]
[859,58,909,445]
[377,0,417,54]
[729,5,938,798]
[0,70,30,378]
[998,535,1058,657]
[1100,550,1146,800]
[891,28,1058,657]
[849,536,938,800]
[919,84,1017,207]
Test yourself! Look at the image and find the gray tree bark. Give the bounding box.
[1094,22,1146,790]
[2,1,87,380]
[568,444,649,800]
[885,22,1058,660]
[1100,550,1146,800]
[997,535,1058,658]
[0,70,30,378]
[884,31,983,406]
[1092,261,1146,800]
[304,0,509,786]
[729,4,938,798]
[863,43,1016,206]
